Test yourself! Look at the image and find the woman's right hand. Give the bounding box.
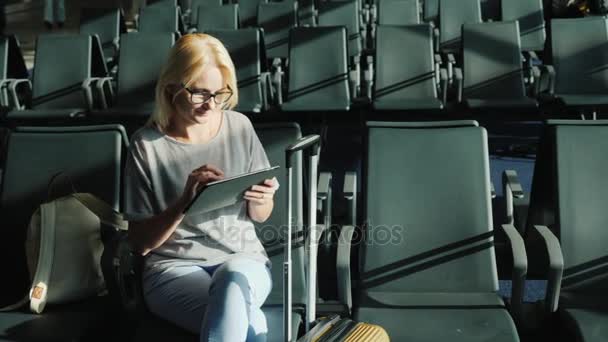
[181,164,225,206]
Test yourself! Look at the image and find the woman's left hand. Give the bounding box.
[244,178,277,205]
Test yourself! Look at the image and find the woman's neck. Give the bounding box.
[165,110,223,144]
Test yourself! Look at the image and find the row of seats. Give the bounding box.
[2,15,608,122]
[1,119,605,341]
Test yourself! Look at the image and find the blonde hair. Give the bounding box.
[148,33,238,131]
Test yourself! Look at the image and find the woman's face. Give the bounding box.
[171,65,227,127]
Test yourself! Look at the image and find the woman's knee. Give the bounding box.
[210,258,272,302]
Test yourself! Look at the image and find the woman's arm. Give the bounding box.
[128,197,188,256]
[129,164,225,255]
[245,178,277,223]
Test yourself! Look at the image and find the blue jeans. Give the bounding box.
[144,257,273,342]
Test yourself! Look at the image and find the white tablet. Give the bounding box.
[183,166,280,215]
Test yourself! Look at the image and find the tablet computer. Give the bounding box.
[183,165,280,216]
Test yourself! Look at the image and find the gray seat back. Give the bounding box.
[361,121,497,294]
[462,21,526,100]
[318,0,362,58]
[197,4,239,31]
[208,28,267,113]
[138,6,183,33]
[283,27,351,111]
[551,17,608,96]
[32,34,92,109]
[527,120,608,294]
[424,0,438,22]
[378,0,419,25]
[239,0,268,27]
[80,8,124,61]
[257,2,297,59]
[439,0,482,53]
[555,122,608,294]
[0,125,128,307]
[374,24,438,106]
[190,0,223,26]
[501,0,545,52]
[254,123,306,306]
[116,33,175,109]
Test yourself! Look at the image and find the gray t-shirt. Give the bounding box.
[123,110,273,274]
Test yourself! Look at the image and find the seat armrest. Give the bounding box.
[5,78,32,110]
[539,65,555,96]
[490,180,496,199]
[81,78,98,111]
[502,170,525,225]
[434,54,443,85]
[336,225,355,314]
[501,224,527,325]
[439,68,448,105]
[343,171,357,227]
[364,56,374,100]
[317,172,332,226]
[271,58,283,105]
[530,66,541,97]
[533,225,564,313]
[454,67,463,102]
[433,27,440,52]
[349,55,361,98]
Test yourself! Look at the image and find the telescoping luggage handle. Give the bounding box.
[284,135,321,342]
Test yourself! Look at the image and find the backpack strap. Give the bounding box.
[29,201,56,314]
[72,193,128,231]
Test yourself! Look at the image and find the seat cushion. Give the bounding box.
[355,306,518,341]
[466,97,538,109]
[132,307,302,342]
[561,308,608,342]
[359,291,506,307]
[373,98,443,110]
[558,94,608,107]
[0,296,121,341]
[354,292,517,341]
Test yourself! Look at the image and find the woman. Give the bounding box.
[124,33,278,342]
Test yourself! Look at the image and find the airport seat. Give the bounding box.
[523,120,608,341]
[458,21,538,110]
[437,0,482,54]
[239,0,268,28]
[500,0,545,53]
[138,5,186,35]
[196,4,239,31]
[373,24,446,111]
[337,121,524,341]
[146,0,178,8]
[80,8,126,67]
[377,0,419,25]
[542,18,608,113]
[98,33,175,119]
[0,35,29,110]
[257,2,298,59]
[424,0,439,22]
[281,27,351,111]
[0,125,129,341]
[5,34,101,121]
[207,28,272,113]
[189,0,223,27]
[318,0,363,60]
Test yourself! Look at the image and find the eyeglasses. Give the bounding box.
[181,84,233,105]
